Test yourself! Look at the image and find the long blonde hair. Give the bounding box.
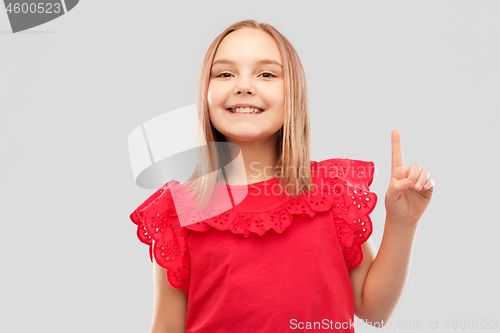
[184,19,312,212]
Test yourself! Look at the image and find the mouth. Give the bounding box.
[226,107,265,114]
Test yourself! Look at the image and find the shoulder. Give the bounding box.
[130,179,185,249]
[310,158,378,271]
[129,179,190,290]
[311,157,375,186]
[130,180,180,218]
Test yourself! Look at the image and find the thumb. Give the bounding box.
[386,177,412,203]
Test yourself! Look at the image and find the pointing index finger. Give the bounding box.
[391,129,405,177]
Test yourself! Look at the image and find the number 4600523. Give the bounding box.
[6,2,62,14]
[444,319,498,330]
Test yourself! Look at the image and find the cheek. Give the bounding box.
[207,81,226,107]
[207,85,215,106]
[266,83,285,107]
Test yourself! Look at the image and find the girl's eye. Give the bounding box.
[216,73,232,78]
[260,72,277,78]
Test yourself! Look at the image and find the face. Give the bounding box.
[207,28,285,143]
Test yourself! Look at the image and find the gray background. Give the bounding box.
[1,1,499,332]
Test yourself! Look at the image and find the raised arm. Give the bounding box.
[350,129,435,327]
[350,217,418,326]
[150,240,188,333]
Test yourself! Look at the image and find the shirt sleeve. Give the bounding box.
[318,158,378,271]
[129,181,191,290]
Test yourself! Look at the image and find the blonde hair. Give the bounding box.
[184,19,312,211]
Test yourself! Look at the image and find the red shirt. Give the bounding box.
[130,158,377,332]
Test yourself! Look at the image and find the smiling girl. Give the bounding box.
[130,20,435,333]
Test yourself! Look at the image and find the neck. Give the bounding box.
[223,132,280,185]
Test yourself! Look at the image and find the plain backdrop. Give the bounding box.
[1,1,499,332]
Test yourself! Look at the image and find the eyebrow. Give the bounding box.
[211,59,283,68]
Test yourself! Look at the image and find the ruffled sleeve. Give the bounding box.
[129,180,190,290]
[311,158,378,271]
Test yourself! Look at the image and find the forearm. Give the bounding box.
[357,216,418,324]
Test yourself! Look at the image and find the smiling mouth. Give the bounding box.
[226,107,265,114]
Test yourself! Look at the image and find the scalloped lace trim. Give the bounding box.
[130,181,191,290]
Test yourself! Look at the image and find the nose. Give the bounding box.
[234,76,255,95]
[237,88,252,95]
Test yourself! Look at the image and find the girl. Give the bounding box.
[130,20,435,333]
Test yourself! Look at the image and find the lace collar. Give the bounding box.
[167,158,377,240]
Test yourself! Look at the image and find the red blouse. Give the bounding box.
[130,158,377,332]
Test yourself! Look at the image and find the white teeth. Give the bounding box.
[230,107,263,114]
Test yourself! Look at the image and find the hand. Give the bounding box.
[385,129,435,226]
